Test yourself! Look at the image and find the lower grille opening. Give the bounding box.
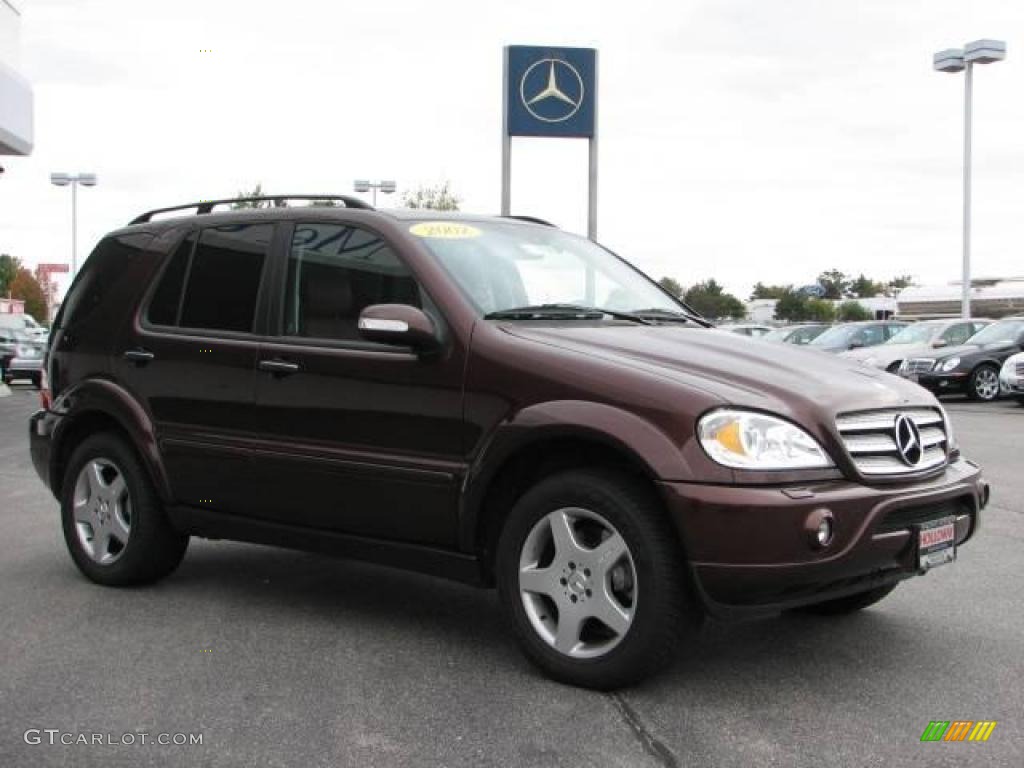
[877,498,971,533]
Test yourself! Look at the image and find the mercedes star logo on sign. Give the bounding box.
[520,58,584,123]
[505,45,596,138]
[894,414,924,467]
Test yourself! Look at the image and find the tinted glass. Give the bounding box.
[147,234,195,326]
[57,234,148,330]
[284,223,421,341]
[941,323,972,346]
[967,319,1024,345]
[180,224,271,332]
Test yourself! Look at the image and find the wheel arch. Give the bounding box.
[461,401,694,584]
[50,378,170,503]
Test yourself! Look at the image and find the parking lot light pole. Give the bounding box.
[50,172,98,278]
[353,179,396,207]
[933,40,1006,319]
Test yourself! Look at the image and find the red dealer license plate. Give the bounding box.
[918,516,956,570]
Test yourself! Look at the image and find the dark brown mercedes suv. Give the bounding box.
[29,195,989,689]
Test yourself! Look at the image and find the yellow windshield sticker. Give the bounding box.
[409,222,481,239]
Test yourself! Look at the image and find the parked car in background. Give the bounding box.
[0,313,48,342]
[716,323,772,337]
[809,321,907,353]
[999,352,1024,404]
[0,327,45,387]
[841,319,990,372]
[760,324,829,346]
[900,317,1024,401]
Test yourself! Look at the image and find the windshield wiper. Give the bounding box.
[630,307,711,327]
[484,304,653,325]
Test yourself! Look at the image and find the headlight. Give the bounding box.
[939,357,961,373]
[698,409,834,470]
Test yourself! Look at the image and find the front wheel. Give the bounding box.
[61,433,189,586]
[794,583,897,615]
[497,470,698,690]
[968,364,1001,402]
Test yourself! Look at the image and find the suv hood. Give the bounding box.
[502,324,934,418]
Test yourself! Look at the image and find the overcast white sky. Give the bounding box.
[2,0,1022,300]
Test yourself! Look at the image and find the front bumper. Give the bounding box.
[661,458,987,618]
[1000,371,1023,395]
[915,371,969,395]
[6,356,42,377]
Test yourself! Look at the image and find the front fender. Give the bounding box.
[49,377,170,502]
[458,399,728,551]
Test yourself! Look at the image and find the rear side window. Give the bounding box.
[147,224,272,333]
[147,234,194,326]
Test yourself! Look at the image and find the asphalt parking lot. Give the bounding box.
[0,383,1021,768]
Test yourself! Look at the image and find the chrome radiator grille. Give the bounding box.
[836,407,948,476]
[904,358,935,375]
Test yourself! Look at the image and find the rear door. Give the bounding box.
[245,219,466,548]
[114,221,276,513]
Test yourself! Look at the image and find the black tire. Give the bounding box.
[61,433,188,586]
[496,470,698,690]
[31,374,41,390]
[967,364,1001,402]
[794,583,897,616]
[1016,397,1024,407]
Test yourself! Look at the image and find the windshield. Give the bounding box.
[887,323,939,345]
[967,319,1024,345]
[409,220,684,318]
[811,325,857,346]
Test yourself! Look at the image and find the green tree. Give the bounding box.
[847,274,884,299]
[816,269,849,300]
[658,276,684,298]
[837,300,871,321]
[749,282,792,301]
[401,181,460,211]
[10,267,48,323]
[231,182,271,209]
[0,253,21,296]
[805,298,837,322]
[886,274,914,296]
[684,279,745,320]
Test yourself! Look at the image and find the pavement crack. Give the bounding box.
[608,692,679,768]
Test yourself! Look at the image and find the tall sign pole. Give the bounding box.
[502,46,599,238]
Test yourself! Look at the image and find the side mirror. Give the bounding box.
[932,338,949,348]
[849,339,865,349]
[358,304,440,353]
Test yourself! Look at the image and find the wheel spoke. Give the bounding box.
[590,586,632,637]
[73,499,94,525]
[87,461,106,495]
[110,512,131,544]
[91,527,109,562]
[548,510,581,561]
[591,532,627,578]
[519,565,557,598]
[107,473,126,503]
[553,610,584,654]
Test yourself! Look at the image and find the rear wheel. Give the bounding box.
[61,433,188,586]
[497,470,698,689]
[967,364,1000,402]
[794,583,897,615]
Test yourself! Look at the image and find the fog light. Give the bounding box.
[804,508,835,549]
[816,518,833,547]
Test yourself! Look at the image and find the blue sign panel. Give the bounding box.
[506,45,596,138]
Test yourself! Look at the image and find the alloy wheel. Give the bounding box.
[518,507,637,659]
[73,458,132,565]
[974,368,1000,401]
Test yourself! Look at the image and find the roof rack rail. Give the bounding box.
[503,215,556,227]
[129,195,374,225]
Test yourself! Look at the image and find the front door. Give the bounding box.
[247,221,466,548]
